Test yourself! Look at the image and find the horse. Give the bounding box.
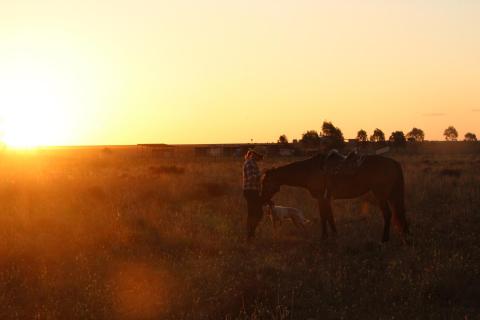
[260,153,409,242]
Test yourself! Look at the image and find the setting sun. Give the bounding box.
[0,65,71,148]
[0,39,98,148]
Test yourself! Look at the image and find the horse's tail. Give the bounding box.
[390,162,409,234]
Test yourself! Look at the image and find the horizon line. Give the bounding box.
[3,139,478,150]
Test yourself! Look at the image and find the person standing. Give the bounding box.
[243,149,264,240]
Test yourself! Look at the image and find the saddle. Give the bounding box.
[322,149,365,198]
[323,149,365,175]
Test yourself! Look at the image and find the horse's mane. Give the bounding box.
[267,153,325,176]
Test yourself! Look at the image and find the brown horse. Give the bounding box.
[260,153,409,242]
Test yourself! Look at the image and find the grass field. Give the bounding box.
[0,148,479,319]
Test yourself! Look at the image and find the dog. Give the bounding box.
[265,201,309,233]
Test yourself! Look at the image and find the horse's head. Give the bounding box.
[260,168,280,203]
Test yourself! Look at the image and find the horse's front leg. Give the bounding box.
[318,198,333,240]
[324,198,337,236]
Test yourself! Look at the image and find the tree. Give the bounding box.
[370,128,385,142]
[443,126,458,141]
[300,130,321,146]
[406,128,425,142]
[321,121,343,139]
[356,129,368,142]
[321,121,344,149]
[277,134,289,144]
[389,131,406,146]
[464,132,477,141]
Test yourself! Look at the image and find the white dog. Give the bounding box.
[265,202,309,232]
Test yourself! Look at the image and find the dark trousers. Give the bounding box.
[243,190,263,239]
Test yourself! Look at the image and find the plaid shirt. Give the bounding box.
[243,159,261,190]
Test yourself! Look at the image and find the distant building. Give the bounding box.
[279,148,295,156]
[207,147,223,157]
[138,143,300,158]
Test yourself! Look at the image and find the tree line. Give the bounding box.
[277,122,477,146]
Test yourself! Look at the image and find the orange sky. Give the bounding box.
[0,1,479,146]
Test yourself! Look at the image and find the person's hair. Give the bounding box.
[244,150,263,161]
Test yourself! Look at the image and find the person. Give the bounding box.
[243,149,264,240]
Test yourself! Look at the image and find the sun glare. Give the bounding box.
[0,59,74,148]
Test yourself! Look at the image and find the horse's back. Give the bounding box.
[362,155,403,176]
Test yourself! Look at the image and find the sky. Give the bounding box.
[0,0,479,146]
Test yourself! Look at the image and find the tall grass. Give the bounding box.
[0,149,478,319]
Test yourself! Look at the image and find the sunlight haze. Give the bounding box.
[1,0,479,146]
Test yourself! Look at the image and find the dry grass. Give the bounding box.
[0,148,479,319]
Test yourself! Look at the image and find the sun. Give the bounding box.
[0,60,74,148]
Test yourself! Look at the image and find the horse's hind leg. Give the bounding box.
[379,200,392,242]
[388,194,409,235]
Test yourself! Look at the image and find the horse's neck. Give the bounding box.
[275,165,311,188]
